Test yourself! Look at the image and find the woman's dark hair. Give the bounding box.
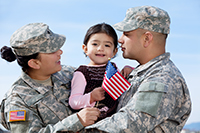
[1,46,39,73]
[83,23,118,49]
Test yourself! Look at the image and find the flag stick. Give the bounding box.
[95,58,111,108]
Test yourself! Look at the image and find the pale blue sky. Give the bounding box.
[0,0,199,125]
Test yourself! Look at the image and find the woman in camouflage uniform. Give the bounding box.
[0,23,100,133]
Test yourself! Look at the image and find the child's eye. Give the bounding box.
[105,44,111,47]
[92,43,98,46]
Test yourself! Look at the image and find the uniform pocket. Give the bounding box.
[134,82,167,117]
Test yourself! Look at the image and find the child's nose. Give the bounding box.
[97,45,104,51]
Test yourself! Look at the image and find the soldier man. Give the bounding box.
[84,5,192,133]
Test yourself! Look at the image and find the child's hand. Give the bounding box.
[90,87,105,103]
[120,65,134,79]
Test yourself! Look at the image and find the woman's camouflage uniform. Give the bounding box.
[0,65,84,133]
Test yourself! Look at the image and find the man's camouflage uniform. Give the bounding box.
[84,53,191,133]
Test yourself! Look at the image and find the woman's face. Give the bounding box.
[38,49,63,76]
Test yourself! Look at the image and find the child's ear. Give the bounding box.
[28,59,40,69]
[112,47,118,57]
[82,44,88,55]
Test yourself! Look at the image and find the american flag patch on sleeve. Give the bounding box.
[9,110,26,122]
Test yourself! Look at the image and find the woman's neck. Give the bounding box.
[27,69,51,80]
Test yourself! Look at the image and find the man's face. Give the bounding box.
[118,29,143,61]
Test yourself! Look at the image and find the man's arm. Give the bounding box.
[82,81,175,133]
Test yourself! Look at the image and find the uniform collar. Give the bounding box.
[21,72,51,94]
[129,52,170,77]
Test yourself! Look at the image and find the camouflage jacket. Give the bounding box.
[0,65,84,133]
[84,53,191,133]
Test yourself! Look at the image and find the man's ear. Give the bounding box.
[28,59,40,69]
[143,31,153,48]
[82,44,88,55]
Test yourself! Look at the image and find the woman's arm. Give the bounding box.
[2,93,100,133]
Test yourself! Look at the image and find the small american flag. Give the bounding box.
[102,61,131,100]
[9,110,26,122]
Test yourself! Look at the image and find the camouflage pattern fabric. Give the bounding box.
[82,53,191,133]
[10,23,66,56]
[0,65,85,133]
[113,6,170,34]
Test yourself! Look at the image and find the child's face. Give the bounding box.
[83,33,117,66]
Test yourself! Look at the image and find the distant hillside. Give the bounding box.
[183,122,200,131]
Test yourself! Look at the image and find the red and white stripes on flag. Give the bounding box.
[102,61,131,100]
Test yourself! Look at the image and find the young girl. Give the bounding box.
[69,23,119,120]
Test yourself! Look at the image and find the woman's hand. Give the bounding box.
[77,107,100,127]
[90,87,105,103]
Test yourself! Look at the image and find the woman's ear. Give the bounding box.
[82,44,88,55]
[143,31,153,48]
[28,59,40,69]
